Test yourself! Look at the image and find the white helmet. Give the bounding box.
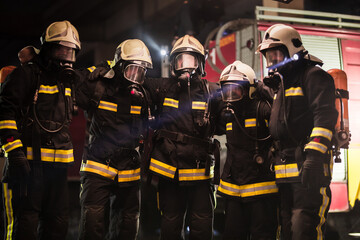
[42,20,81,50]
[109,39,152,84]
[170,35,206,77]
[220,60,256,101]
[40,20,81,63]
[110,39,152,69]
[257,24,322,67]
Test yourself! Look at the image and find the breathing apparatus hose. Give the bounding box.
[226,100,271,142]
[33,81,68,133]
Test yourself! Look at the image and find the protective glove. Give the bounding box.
[2,148,31,196]
[89,66,110,80]
[299,157,325,190]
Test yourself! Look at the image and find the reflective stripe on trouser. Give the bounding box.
[279,182,331,240]
[2,165,69,240]
[80,160,140,183]
[218,179,278,198]
[79,173,140,240]
[158,179,214,240]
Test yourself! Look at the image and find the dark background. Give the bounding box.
[1,0,359,74]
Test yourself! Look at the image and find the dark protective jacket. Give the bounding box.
[269,61,338,184]
[217,96,278,201]
[144,76,222,184]
[76,67,149,185]
[0,57,76,165]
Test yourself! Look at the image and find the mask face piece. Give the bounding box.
[174,53,199,72]
[221,81,249,102]
[51,44,76,63]
[265,48,286,68]
[123,64,147,84]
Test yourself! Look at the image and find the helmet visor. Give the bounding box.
[174,53,198,71]
[221,82,247,102]
[265,48,286,68]
[51,44,76,63]
[124,64,147,84]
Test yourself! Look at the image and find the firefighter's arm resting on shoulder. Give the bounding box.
[300,67,338,189]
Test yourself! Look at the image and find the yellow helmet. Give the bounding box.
[42,20,81,50]
[170,35,206,77]
[220,60,256,100]
[170,35,205,57]
[257,24,322,64]
[110,39,152,69]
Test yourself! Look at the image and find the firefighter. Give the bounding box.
[217,60,278,239]
[76,39,153,240]
[0,20,81,239]
[257,24,338,240]
[143,35,222,239]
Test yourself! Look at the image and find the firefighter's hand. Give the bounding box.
[89,66,109,80]
[300,158,324,190]
[2,148,30,191]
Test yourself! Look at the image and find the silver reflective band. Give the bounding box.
[174,53,198,71]
[124,64,147,84]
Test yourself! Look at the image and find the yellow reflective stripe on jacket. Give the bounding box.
[87,66,96,72]
[3,139,22,153]
[98,100,117,112]
[130,105,141,115]
[118,168,140,182]
[218,180,241,196]
[285,87,304,97]
[163,98,179,108]
[107,60,112,66]
[0,120,17,130]
[218,179,278,197]
[192,101,206,110]
[316,187,330,240]
[65,88,71,97]
[178,166,214,181]
[245,118,256,128]
[3,183,14,240]
[305,141,328,154]
[26,147,74,163]
[265,119,269,127]
[274,163,299,179]
[310,127,333,141]
[38,85,59,94]
[80,160,118,180]
[149,158,176,179]
[226,122,232,131]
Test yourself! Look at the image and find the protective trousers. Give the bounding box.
[158,179,215,240]
[222,197,278,240]
[2,163,69,240]
[79,173,140,240]
[279,182,331,240]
